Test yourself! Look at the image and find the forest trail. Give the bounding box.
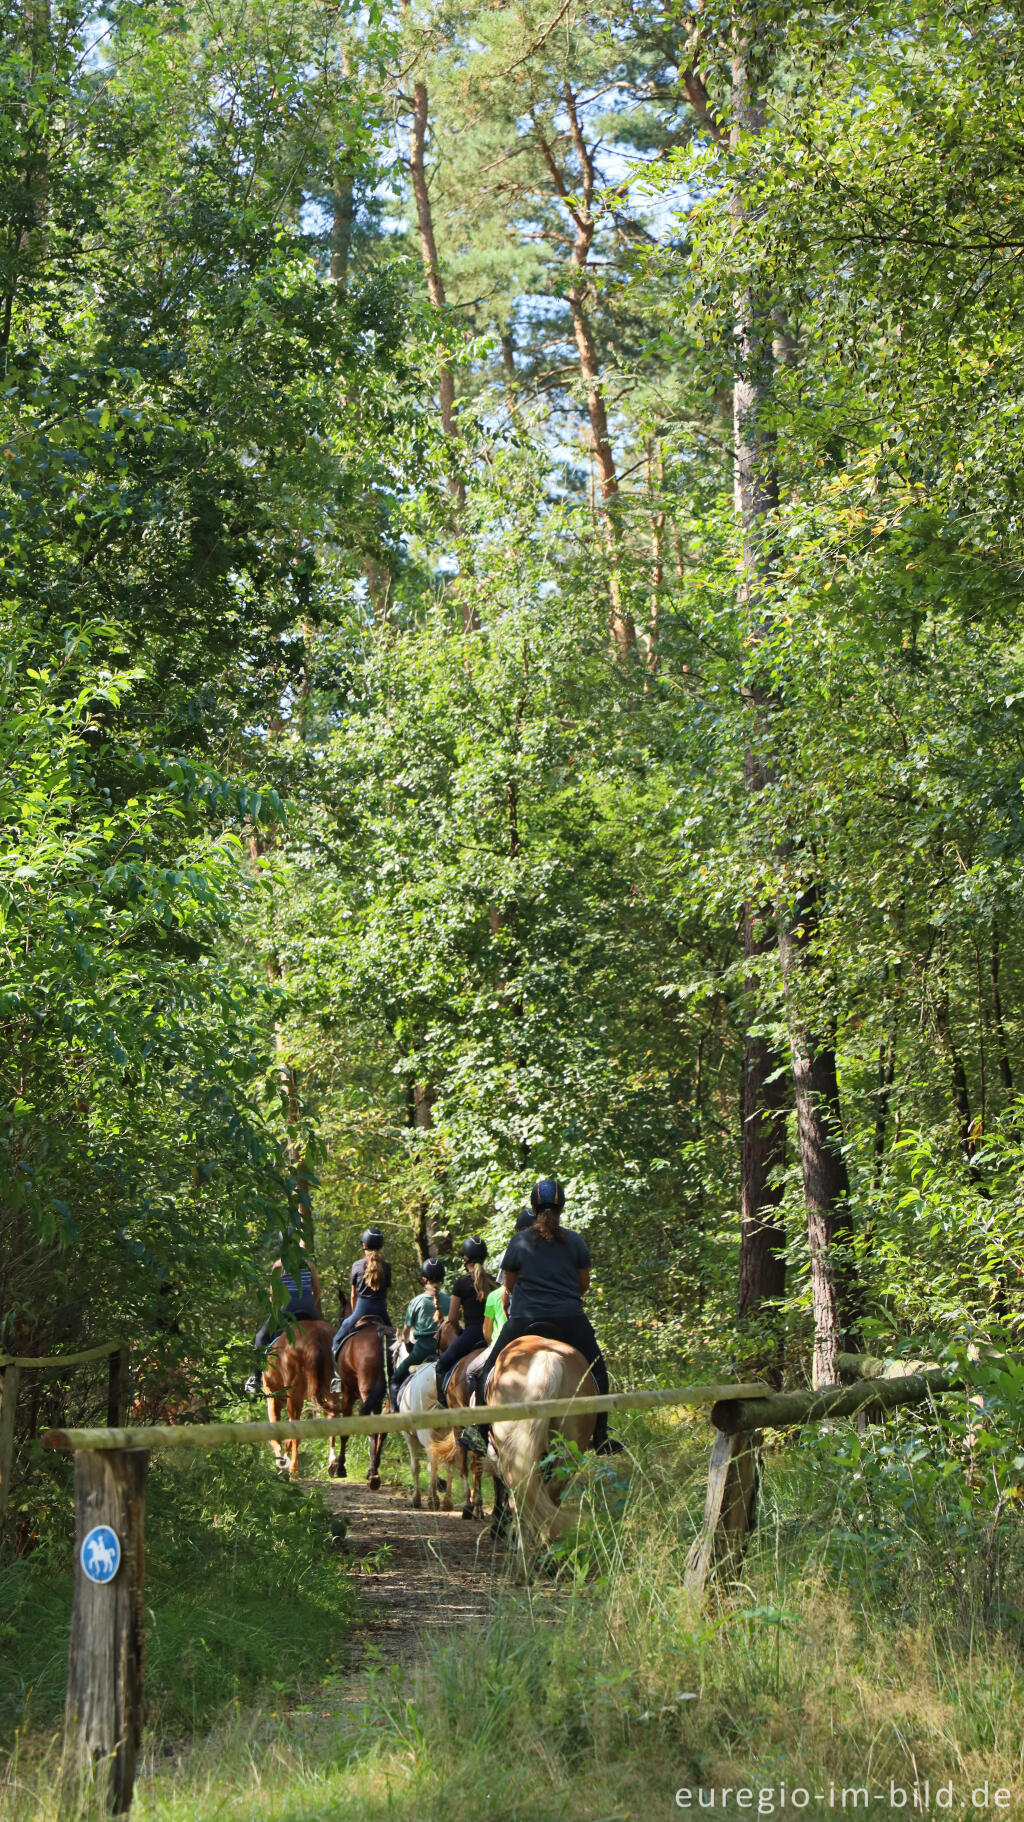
[308,1472,510,1676]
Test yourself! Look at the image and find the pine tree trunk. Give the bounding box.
[738,913,787,1321]
[533,90,636,655]
[777,886,859,1386]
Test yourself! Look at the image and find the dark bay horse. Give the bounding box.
[262,1319,341,1479]
[333,1319,389,1488]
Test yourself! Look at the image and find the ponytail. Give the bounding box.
[534,1205,563,1245]
[470,1260,496,1301]
[362,1251,385,1293]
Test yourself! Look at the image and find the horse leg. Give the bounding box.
[457,1442,474,1521]
[410,1440,423,1510]
[327,1436,341,1479]
[471,1453,485,1521]
[286,1385,304,1478]
[428,1447,440,1511]
[367,1426,384,1490]
[356,1351,385,1489]
[335,1374,355,1480]
[266,1390,287,1474]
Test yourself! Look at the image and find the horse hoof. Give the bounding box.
[368,1475,381,1490]
[412,1494,422,1510]
[327,1462,342,1480]
[461,1505,473,1521]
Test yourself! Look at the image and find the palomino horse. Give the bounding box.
[333,1319,390,1488]
[262,1319,342,1479]
[485,1336,596,1547]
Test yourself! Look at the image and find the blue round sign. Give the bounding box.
[81,1525,121,1584]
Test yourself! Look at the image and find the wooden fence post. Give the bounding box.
[684,1428,760,1597]
[107,1350,129,1429]
[0,1363,20,1533]
[60,1448,149,1817]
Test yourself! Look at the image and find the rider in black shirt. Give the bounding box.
[465,1179,621,1453]
[435,1237,495,1403]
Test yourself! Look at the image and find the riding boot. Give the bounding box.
[592,1413,625,1454]
[458,1425,490,1458]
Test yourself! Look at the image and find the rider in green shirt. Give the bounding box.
[483,1284,507,1342]
[389,1260,450,1408]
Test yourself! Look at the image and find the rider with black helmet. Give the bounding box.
[331,1227,393,1364]
[435,1237,495,1404]
[465,1179,621,1453]
[389,1259,451,1409]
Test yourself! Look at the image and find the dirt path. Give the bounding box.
[310,1472,506,1668]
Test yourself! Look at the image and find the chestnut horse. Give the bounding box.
[333,1319,389,1488]
[262,1319,341,1479]
[485,1336,596,1548]
[439,1317,506,1526]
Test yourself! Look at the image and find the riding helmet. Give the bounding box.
[530,1178,565,1214]
[361,1227,384,1250]
[515,1206,536,1231]
[421,1258,445,1283]
[460,1235,488,1264]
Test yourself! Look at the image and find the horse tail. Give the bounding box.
[312,1324,336,1408]
[492,1346,567,1545]
[360,1331,387,1415]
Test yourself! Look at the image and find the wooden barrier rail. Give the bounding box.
[42,1380,769,1454]
[43,1378,767,1817]
[0,1342,128,1530]
[683,1354,972,1598]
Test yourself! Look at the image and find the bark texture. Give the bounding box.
[61,1448,149,1816]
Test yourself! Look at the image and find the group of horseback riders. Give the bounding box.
[246,1177,619,1456]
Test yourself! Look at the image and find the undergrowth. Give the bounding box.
[0,1443,353,1744]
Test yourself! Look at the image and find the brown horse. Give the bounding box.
[262,1319,341,1479]
[333,1319,389,1488]
[485,1336,596,1548]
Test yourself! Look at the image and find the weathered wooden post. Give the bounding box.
[106,1350,130,1429]
[0,1362,20,1531]
[60,1447,149,1817]
[684,1428,760,1596]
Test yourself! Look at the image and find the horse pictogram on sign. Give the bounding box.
[81,1524,121,1584]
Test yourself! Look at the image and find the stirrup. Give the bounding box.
[330,1372,341,1395]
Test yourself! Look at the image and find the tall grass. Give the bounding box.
[3,1410,1023,1820]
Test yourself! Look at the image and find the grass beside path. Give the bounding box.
[0,1441,354,1746]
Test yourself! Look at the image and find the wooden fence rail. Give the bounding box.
[0,1342,128,1530]
[683,1353,972,1598]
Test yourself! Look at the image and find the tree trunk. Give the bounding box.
[738,915,787,1321]
[991,925,1013,1093]
[777,884,859,1386]
[533,92,636,655]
